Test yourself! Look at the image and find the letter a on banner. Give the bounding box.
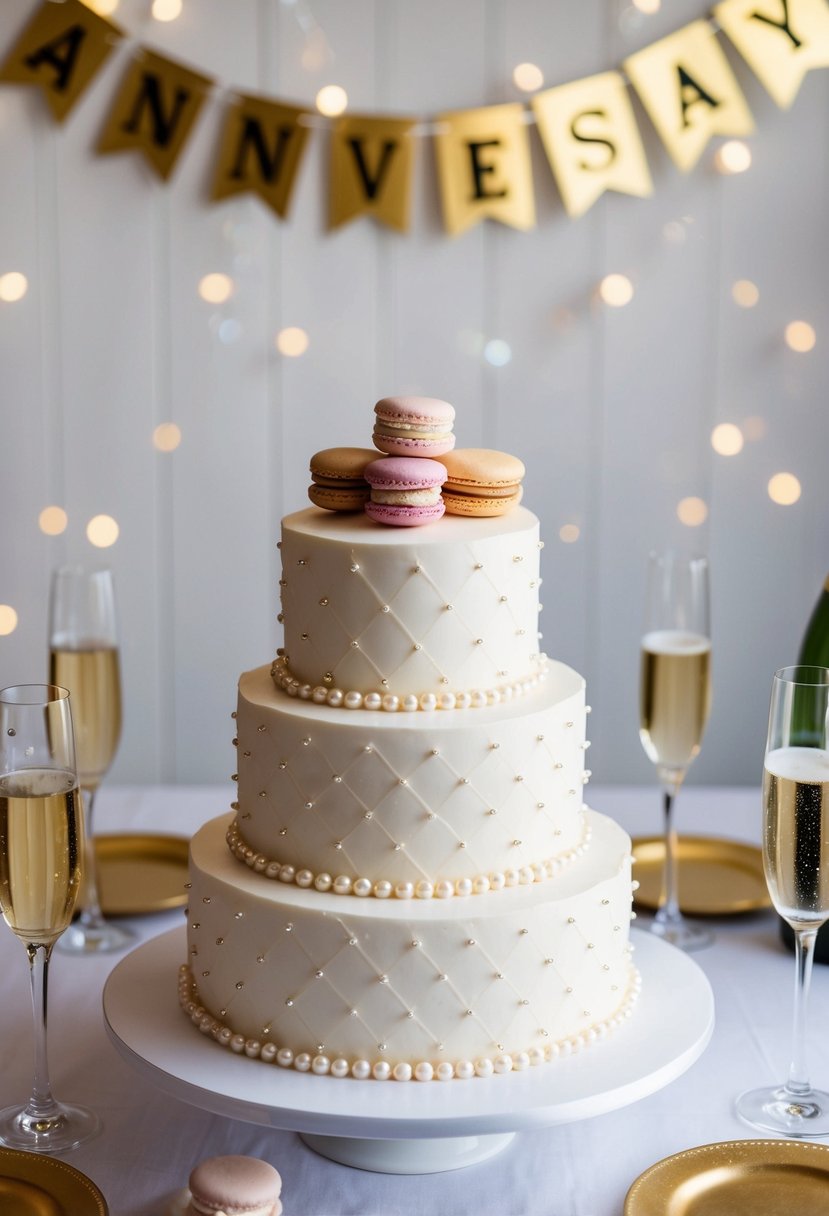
[624,20,754,172]
[0,0,122,123]
[212,94,310,219]
[434,103,535,237]
[715,0,829,109]
[97,50,212,181]
[532,72,652,218]
[329,115,415,232]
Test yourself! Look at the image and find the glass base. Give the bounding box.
[649,913,714,953]
[736,1084,829,1137]
[57,917,135,955]
[0,1101,100,1153]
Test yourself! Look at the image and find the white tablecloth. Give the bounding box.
[1,785,826,1216]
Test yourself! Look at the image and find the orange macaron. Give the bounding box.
[308,447,377,511]
[438,448,525,517]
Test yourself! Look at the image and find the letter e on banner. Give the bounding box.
[212,94,310,218]
[434,103,535,236]
[0,0,122,123]
[624,20,754,172]
[532,71,652,218]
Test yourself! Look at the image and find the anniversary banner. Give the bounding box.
[1,0,828,234]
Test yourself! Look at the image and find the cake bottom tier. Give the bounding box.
[182,812,638,1081]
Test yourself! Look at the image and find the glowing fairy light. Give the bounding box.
[598,274,634,307]
[86,515,120,548]
[0,606,18,636]
[785,321,816,353]
[732,280,759,308]
[677,497,708,527]
[153,423,182,452]
[714,140,752,174]
[316,85,348,117]
[276,327,309,357]
[513,63,544,93]
[710,423,744,456]
[38,506,68,536]
[198,274,234,304]
[0,272,28,302]
[768,473,801,506]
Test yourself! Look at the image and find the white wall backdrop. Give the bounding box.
[0,0,827,795]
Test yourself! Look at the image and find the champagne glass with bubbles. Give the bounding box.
[50,566,133,953]
[736,665,829,1136]
[0,684,100,1151]
[639,552,713,951]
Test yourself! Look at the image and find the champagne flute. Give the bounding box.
[639,552,713,951]
[0,684,100,1151]
[736,665,829,1136]
[49,566,133,954]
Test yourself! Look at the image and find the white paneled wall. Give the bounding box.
[0,0,826,793]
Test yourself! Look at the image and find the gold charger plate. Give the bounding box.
[631,835,770,916]
[625,1139,829,1215]
[94,833,189,916]
[0,1146,108,1215]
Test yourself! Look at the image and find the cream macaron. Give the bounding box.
[438,448,525,517]
[184,1156,282,1216]
[372,396,456,457]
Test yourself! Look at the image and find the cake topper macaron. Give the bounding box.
[438,448,525,517]
[176,1155,283,1216]
[308,446,377,512]
[372,396,456,457]
[364,456,447,526]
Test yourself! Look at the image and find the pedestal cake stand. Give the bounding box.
[103,927,713,1175]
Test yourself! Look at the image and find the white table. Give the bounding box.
[1,785,825,1216]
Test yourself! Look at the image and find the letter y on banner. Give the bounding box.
[0,0,122,123]
[715,0,829,109]
[434,103,535,236]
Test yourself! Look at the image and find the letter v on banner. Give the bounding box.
[715,0,829,109]
[212,93,310,218]
[329,115,415,232]
[97,49,212,181]
[434,103,535,237]
[624,19,754,172]
[0,0,122,122]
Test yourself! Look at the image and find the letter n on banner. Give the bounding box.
[0,0,122,122]
[97,50,212,181]
[329,115,415,232]
[715,0,829,109]
[624,20,754,172]
[532,72,652,219]
[434,103,535,237]
[212,94,310,219]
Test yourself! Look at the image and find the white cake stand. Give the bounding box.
[103,927,713,1175]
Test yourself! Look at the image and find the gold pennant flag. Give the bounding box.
[434,103,535,236]
[329,114,415,232]
[97,49,212,181]
[624,20,754,172]
[715,0,829,109]
[0,0,122,123]
[212,93,310,219]
[532,72,652,218]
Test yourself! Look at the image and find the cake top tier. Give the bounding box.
[277,506,545,705]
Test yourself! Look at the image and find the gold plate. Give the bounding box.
[631,835,770,915]
[94,833,189,916]
[625,1139,829,1215]
[0,1147,108,1215]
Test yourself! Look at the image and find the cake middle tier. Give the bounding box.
[233,662,590,895]
[278,506,543,699]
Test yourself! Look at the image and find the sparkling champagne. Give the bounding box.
[0,768,83,946]
[49,646,121,790]
[764,746,829,926]
[639,630,712,775]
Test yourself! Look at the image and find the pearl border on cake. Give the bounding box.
[270,653,550,713]
[225,814,592,900]
[178,963,641,1081]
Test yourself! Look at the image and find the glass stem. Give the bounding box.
[78,787,105,930]
[24,942,60,1125]
[657,775,684,926]
[786,927,818,1098]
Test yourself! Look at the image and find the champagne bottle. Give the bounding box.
[799,575,829,668]
[781,574,829,960]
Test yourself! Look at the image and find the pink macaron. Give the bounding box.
[373,396,456,457]
[364,456,447,526]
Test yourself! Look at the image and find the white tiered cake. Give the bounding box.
[180,504,638,1082]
